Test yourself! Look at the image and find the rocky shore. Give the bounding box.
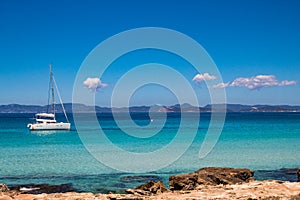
[1,167,300,200]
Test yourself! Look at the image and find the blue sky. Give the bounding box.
[0,0,299,106]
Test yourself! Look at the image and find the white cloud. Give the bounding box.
[83,77,108,92]
[192,73,216,83]
[279,80,297,86]
[213,75,296,90]
[212,82,230,89]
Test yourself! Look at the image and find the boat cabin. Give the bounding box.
[35,113,57,124]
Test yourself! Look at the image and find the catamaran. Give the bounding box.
[27,65,71,130]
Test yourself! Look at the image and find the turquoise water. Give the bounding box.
[0,112,299,192]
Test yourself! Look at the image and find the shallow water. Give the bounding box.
[0,112,299,193]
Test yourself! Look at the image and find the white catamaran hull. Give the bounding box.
[27,122,70,130]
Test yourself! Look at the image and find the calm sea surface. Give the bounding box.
[0,112,299,193]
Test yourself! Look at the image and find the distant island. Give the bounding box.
[0,103,300,113]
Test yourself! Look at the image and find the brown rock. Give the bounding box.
[0,195,12,200]
[13,194,34,200]
[169,167,254,190]
[126,181,168,195]
[125,188,150,196]
[108,193,144,200]
[0,184,9,192]
[136,180,168,194]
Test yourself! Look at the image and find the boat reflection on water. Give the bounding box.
[30,130,61,136]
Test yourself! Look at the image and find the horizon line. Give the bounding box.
[1,103,300,107]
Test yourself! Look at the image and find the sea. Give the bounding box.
[0,112,299,193]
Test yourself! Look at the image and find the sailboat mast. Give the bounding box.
[50,64,55,118]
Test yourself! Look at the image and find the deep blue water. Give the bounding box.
[0,112,299,193]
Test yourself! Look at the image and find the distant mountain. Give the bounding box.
[0,103,98,113]
[0,103,299,113]
[0,104,47,113]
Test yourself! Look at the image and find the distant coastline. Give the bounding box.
[0,103,300,113]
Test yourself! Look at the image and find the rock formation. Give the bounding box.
[9,183,75,194]
[1,180,300,200]
[126,180,168,195]
[0,184,9,192]
[169,167,254,190]
[2,167,300,199]
[298,168,300,182]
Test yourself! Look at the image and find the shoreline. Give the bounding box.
[1,168,299,194]
[1,180,300,200]
[1,167,299,200]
